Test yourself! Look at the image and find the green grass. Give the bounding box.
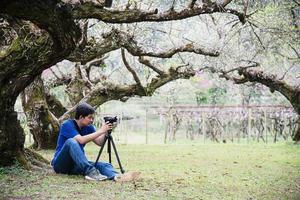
[0,143,300,200]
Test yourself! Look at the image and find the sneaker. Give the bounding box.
[114,171,141,182]
[85,168,107,181]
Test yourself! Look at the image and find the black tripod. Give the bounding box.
[94,129,125,174]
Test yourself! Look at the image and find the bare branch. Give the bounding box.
[201,63,300,115]
[67,33,120,64]
[79,64,94,88]
[125,43,220,58]
[288,43,300,59]
[85,55,108,76]
[279,66,296,80]
[121,48,145,94]
[77,19,89,48]
[68,29,219,64]
[243,0,249,16]
[67,61,196,108]
[72,1,246,24]
[46,76,72,88]
[218,67,297,104]
[292,0,300,7]
[216,0,234,7]
[49,68,61,80]
[219,73,249,84]
[86,56,108,68]
[221,61,260,74]
[189,0,197,9]
[249,21,265,49]
[175,63,190,72]
[138,56,166,77]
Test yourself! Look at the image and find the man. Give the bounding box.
[51,102,139,181]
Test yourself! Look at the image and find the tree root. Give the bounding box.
[16,148,52,172]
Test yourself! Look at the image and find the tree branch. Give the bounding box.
[72,1,246,24]
[79,64,94,88]
[86,56,108,68]
[46,75,72,88]
[67,33,120,64]
[214,66,300,113]
[125,42,220,58]
[121,48,145,94]
[68,29,220,64]
[219,73,249,84]
[58,61,196,117]
[189,0,197,9]
[138,56,167,77]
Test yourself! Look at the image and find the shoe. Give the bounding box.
[85,168,107,181]
[114,171,141,182]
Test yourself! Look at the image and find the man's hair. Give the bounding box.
[75,103,95,119]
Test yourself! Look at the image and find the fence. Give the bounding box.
[151,105,298,144]
[18,105,298,145]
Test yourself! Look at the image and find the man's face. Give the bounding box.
[80,114,94,127]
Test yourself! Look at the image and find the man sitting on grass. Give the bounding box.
[51,102,139,182]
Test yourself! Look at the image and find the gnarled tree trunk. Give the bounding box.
[0,0,81,167]
[0,96,25,166]
[21,76,60,150]
[293,118,300,142]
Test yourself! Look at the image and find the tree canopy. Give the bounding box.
[0,0,299,168]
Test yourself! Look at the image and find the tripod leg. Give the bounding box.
[110,137,125,174]
[94,135,108,166]
[108,137,112,164]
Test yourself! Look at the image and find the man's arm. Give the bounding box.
[93,134,106,146]
[74,123,112,145]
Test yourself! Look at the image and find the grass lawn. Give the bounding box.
[0,143,299,200]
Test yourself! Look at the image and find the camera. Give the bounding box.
[104,116,118,124]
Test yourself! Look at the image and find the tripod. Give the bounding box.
[94,130,125,174]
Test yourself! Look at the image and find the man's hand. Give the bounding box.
[93,122,113,146]
[100,122,113,133]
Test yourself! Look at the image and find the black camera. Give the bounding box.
[104,116,117,124]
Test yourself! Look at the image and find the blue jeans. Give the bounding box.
[52,138,118,180]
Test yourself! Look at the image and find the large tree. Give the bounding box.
[0,0,245,167]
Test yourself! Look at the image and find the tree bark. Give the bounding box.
[0,1,81,166]
[293,118,300,142]
[45,91,67,118]
[21,76,59,150]
[0,96,25,166]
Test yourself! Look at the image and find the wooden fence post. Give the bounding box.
[248,108,252,144]
[202,112,206,144]
[264,109,268,144]
[145,108,148,144]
